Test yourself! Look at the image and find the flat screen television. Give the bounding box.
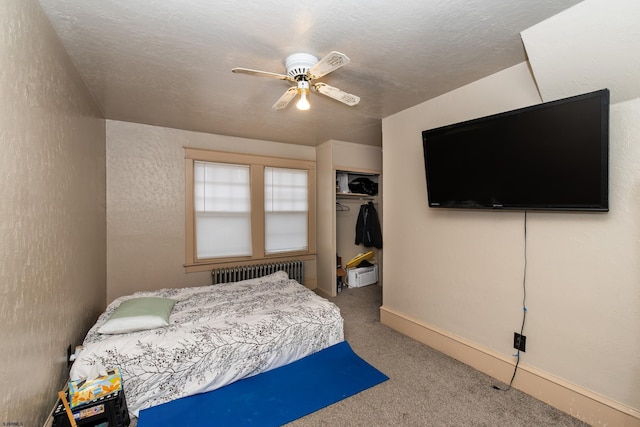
[422,89,609,212]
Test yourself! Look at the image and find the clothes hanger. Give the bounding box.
[336,201,350,211]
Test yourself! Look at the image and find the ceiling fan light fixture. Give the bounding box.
[296,80,311,110]
[232,51,358,110]
[297,92,310,110]
[285,53,318,79]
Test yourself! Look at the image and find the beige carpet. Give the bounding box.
[285,284,587,427]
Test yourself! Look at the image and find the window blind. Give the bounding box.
[194,161,252,258]
[264,167,308,254]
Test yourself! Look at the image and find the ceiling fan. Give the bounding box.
[232,51,360,111]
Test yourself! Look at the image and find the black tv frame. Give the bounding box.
[422,89,610,212]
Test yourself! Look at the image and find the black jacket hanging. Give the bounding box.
[355,201,382,249]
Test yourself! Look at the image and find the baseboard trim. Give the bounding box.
[380,306,640,426]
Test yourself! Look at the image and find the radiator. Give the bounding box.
[211,260,304,285]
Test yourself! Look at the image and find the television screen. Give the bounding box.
[422,89,609,211]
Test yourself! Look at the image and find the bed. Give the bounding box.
[70,271,344,417]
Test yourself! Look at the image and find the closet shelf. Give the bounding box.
[336,192,376,200]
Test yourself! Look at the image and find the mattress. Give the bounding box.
[70,271,344,416]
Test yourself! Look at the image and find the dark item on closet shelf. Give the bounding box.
[355,201,382,249]
[348,177,378,195]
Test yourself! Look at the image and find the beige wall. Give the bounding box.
[381,61,541,358]
[0,1,106,426]
[382,38,640,427]
[106,120,316,301]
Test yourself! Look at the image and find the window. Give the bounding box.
[194,162,252,258]
[184,148,316,271]
[264,167,309,254]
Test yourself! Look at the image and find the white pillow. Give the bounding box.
[98,297,176,334]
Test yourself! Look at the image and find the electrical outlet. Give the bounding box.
[514,332,526,352]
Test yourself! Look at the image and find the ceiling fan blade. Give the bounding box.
[232,67,293,81]
[272,87,298,109]
[313,83,360,106]
[307,51,350,80]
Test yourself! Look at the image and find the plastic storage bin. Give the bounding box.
[53,389,130,427]
[347,265,378,288]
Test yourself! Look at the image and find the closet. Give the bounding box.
[316,140,382,297]
[336,170,381,289]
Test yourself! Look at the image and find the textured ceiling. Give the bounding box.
[37,0,582,146]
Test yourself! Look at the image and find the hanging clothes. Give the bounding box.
[355,201,382,249]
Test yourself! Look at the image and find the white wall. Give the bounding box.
[0,1,106,426]
[106,120,316,301]
[381,1,640,420]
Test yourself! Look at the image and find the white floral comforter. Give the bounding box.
[70,271,344,416]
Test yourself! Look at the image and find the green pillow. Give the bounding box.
[98,297,176,334]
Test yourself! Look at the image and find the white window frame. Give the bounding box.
[184,147,316,272]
